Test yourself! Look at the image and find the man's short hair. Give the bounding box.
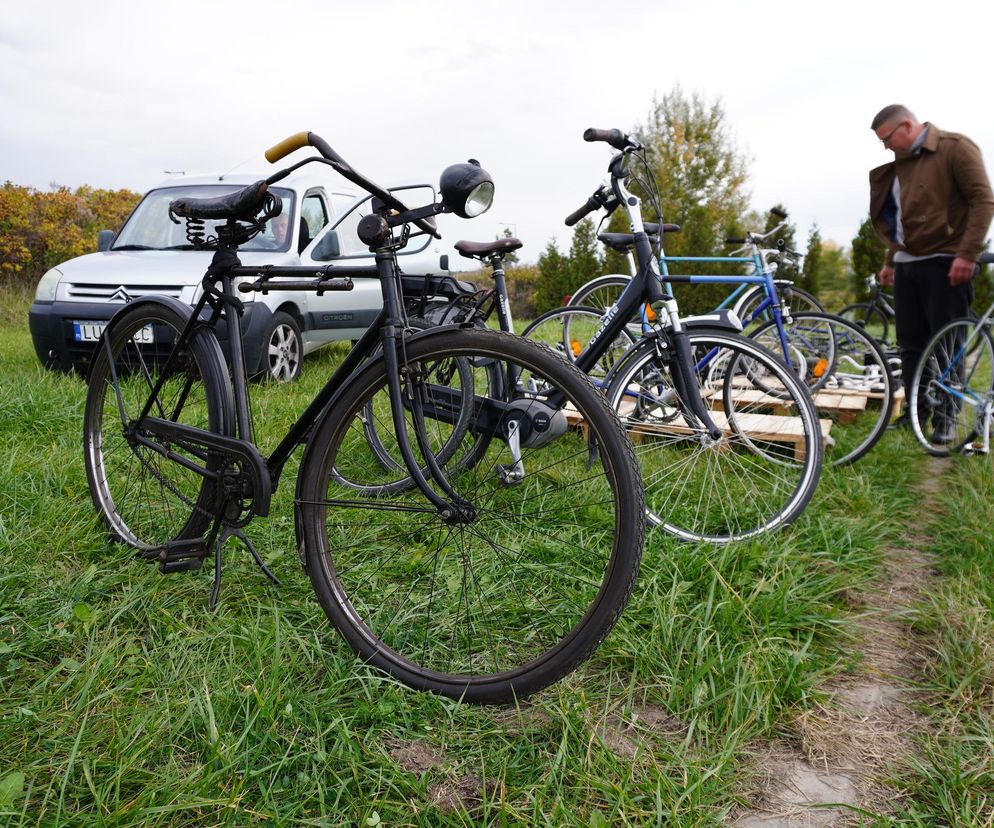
[871,105,916,130]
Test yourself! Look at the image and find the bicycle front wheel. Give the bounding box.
[910,318,994,455]
[83,302,232,551]
[298,328,645,703]
[605,329,822,543]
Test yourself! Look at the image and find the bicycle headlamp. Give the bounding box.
[439,160,494,218]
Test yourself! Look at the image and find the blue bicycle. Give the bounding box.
[560,211,894,466]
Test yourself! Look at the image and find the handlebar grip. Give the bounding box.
[769,206,788,219]
[583,128,629,151]
[725,237,747,245]
[565,196,600,227]
[265,132,311,163]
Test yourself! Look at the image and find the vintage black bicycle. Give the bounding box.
[82,132,646,704]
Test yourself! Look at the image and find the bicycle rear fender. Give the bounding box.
[292,324,466,565]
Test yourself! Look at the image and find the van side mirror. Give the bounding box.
[312,230,341,261]
[97,230,115,251]
[439,254,449,272]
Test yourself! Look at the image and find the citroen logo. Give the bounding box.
[110,286,133,303]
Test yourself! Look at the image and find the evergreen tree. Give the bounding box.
[497,226,519,265]
[801,225,823,297]
[601,209,634,276]
[763,203,800,280]
[534,238,570,315]
[848,216,887,302]
[565,218,604,294]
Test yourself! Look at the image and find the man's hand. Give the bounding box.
[949,257,977,286]
[879,265,896,287]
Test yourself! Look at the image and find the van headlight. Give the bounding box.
[35,268,63,302]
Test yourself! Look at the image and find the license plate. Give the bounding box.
[73,321,154,343]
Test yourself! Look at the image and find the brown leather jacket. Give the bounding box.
[869,124,994,266]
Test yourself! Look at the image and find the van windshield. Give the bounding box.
[112,185,296,252]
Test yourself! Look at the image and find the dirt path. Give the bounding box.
[729,456,948,826]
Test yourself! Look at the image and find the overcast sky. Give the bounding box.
[3,0,992,268]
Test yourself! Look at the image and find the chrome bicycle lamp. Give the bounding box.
[439,160,494,218]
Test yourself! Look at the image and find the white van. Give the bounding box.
[29,168,454,381]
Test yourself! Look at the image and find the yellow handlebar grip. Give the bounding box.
[265,131,311,163]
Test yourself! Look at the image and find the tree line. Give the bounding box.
[0,182,141,284]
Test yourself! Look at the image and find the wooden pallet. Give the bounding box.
[711,387,868,425]
[566,400,832,461]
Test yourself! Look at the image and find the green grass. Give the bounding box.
[0,281,983,825]
[885,458,994,826]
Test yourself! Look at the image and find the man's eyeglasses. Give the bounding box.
[879,121,906,146]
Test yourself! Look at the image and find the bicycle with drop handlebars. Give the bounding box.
[82,130,648,704]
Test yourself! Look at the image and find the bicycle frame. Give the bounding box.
[562,152,724,438]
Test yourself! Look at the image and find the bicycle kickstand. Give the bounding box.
[209,522,282,610]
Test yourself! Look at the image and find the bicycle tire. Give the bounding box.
[735,283,824,329]
[83,301,233,551]
[605,328,822,543]
[751,312,894,465]
[838,302,890,347]
[297,327,645,703]
[521,305,636,383]
[566,274,632,312]
[347,318,501,493]
[909,318,994,455]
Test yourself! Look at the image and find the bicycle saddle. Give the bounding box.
[454,237,523,259]
[169,180,272,222]
[598,224,680,252]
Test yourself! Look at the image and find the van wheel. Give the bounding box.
[262,312,303,382]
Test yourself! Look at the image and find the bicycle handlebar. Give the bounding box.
[583,127,631,151]
[565,194,602,227]
[264,131,439,238]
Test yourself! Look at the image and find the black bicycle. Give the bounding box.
[82,132,645,704]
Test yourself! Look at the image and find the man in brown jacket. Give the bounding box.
[869,104,994,442]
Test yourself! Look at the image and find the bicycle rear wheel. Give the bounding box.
[910,319,994,455]
[752,312,894,465]
[83,302,232,551]
[522,305,636,384]
[298,328,645,703]
[736,283,823,329]
[567,274,631,313]
[838,302,891,346]
[605,329,822,543]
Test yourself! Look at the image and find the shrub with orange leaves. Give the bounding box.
[0,182,141,285]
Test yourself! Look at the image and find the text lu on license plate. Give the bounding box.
[73,321,154,343]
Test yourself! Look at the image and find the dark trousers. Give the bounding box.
[893,256,974,397]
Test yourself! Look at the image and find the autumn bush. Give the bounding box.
[0,182,141,285]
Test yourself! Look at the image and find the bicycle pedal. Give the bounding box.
[154,538,209,574]
[159,557,205,574]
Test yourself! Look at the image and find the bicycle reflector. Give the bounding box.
[813,358,829,378]
[440,160,494,218]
